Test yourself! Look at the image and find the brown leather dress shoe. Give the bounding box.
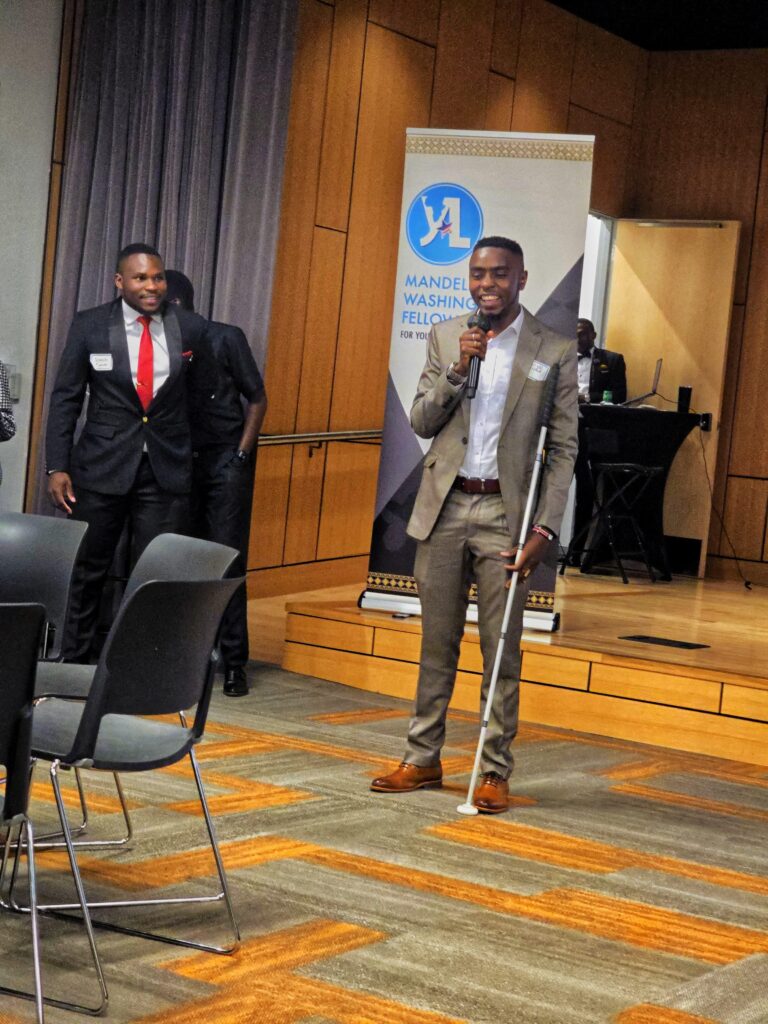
[370,761,442,793]
[472,771,510,813]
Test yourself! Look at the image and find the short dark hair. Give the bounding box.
[115,242,162,273]
[164,269,195,312]
[472,236,524,261]
[577,317,596,333]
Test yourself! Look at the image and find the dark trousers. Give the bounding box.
[190,445,255,670]
[63,454,188,662]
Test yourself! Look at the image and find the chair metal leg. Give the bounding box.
[29,753,240,955]
[11,762,109,1016]
[0,819,45,1022]
[32,768,133,851]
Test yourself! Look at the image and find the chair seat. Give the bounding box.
[34,661,95,700]
[32,699,195,772]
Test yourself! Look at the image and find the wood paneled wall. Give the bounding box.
[627,49,768,582]
[256,0,768,592]
[254,0,648,594]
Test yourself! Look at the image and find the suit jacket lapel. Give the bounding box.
[108,301,142,409]
[590,348,603,391]
[499,309,542,436]
[153,304,182,406]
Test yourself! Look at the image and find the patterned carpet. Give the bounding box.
[3,664,768,1024]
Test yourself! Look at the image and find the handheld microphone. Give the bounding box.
[465,310,491,400]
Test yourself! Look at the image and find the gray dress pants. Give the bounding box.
[404,490,527,778]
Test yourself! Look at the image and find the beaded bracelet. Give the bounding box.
[532,524,555,542]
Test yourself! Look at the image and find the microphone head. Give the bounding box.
[467,310,491,332]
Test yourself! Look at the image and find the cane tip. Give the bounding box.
[456,803,479,816]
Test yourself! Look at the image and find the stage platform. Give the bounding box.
[283,574,768,767]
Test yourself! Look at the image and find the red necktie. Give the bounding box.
[136,315,154,410]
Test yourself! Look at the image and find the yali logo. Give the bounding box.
[405,183,483,266]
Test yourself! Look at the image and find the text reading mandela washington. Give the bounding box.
[400,273,476,326]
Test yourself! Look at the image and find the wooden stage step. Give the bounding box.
[283,575,768,767]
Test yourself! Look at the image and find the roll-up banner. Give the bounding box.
[361,129,594,631]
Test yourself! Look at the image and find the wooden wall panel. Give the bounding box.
[367,0,440,45]
[262,0,333,434]
[248,446,294,569]
[720,477,768,562]
[329,24,434,431]
[283,443,327,564]
[567,105,630,217]
[569,20,641,125]
[315,0,368,232]
[707,305,745,555]
[630,50,768,304]
[510,0,577,133]
[430,0,494,129]
[316,442,381,559]
[295,227,346,433]
[728,144,768,477]
[485,72,515,131]
[491,0,523,78]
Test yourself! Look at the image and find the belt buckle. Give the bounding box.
[479,478,486,493]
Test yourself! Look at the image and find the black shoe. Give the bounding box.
[223,666,249,697]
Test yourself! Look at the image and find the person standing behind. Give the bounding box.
[46,243,214,661]
[0,359,17,486]
[165,271,267,697]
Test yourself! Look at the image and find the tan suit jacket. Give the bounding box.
[407,307,578,542]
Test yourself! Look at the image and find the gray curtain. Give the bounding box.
[35,0,297,510]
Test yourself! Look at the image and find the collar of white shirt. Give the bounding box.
[122,299,162,326]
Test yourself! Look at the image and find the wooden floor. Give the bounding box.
[270,573,768,768]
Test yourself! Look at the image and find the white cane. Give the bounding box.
[457,364,561,815]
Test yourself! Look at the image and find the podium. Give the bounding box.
[576,405,700,580]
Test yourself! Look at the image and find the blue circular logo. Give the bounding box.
[405,183,484,266]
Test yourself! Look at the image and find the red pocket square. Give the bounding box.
[182,350,193,360]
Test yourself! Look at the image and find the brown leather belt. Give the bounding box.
[453,476,501,494]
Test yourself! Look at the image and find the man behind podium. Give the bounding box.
[572,318,628,555]
[371,236,578,813]
[576,318,626,405]
[46,243,213,661]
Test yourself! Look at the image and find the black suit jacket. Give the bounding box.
[46,299,215,495]
[588,347,627,404]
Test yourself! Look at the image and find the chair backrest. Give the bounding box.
[123,533,240,602]
[68,577,242,763]
[0,603,45,821]
[0,512,88,660]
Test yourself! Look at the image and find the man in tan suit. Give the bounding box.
[371,237,578,813]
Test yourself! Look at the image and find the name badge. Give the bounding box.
[528,359,550,382]
[90,354,113,372]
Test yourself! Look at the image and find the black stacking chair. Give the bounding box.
[22,575,242,1012]
[0,603,46,1022]
[0,512,87,661]
[34,533,240,850]
[0,512,95,842]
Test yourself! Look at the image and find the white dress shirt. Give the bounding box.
[577,346,594,400]
[122,299,170,402]
[459,307,524,479]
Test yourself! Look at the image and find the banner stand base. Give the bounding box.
[358,590,559,633]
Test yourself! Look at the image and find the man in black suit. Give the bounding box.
[571,318,628,558]
[46,243,214,661]
[576,318,627,405]
[165,270,267,697]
